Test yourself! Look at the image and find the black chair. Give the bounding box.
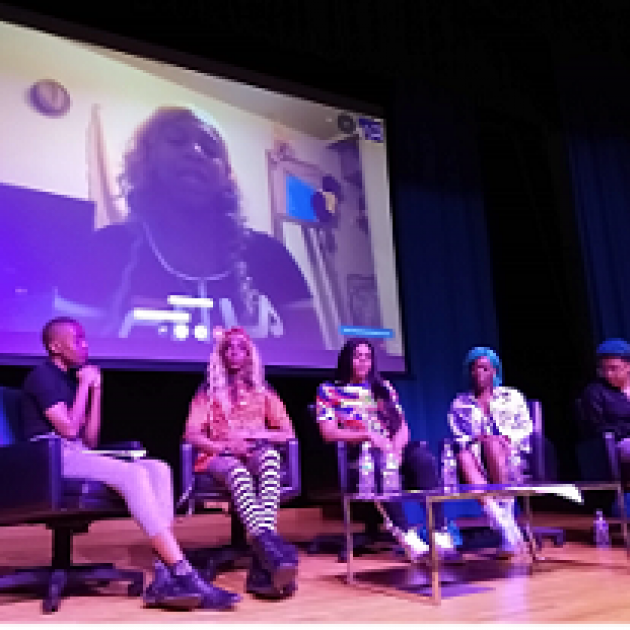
[304,404,398,562]
[454,399,564,550]
[179,439,300,578]
[0,386,144,613]
[523,399,564,547]
[575,396,630,510]
[575,397,623,480]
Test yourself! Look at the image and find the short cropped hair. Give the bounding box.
[42,317,79,354]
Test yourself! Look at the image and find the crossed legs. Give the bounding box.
[456,436,524,553]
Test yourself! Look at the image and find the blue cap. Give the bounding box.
[596,338,630,361]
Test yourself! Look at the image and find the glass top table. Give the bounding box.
[342,481,629,604]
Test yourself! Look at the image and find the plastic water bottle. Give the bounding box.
[447,519,463,547]
[507,448,523,485]
[361,390,376,432]
[357,441,375,497]
[593,510,611,547]
[381,449,402,495]
[441,441,458,492]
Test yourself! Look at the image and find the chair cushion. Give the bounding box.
[0,387,22,447]
[193,473,229,499]
[61,478,127,510]
[193,467,291,498]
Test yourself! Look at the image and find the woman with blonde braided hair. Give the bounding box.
[184,326,298,599]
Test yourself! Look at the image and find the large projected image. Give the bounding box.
[0,19,404,369]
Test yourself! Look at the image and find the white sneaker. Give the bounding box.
[434,530,455,551]
[400,529,429,562]
[484,499,525,555]
[433,529,465,564]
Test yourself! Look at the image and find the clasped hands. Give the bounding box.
[77,364,102,390]
[222,430,267,458]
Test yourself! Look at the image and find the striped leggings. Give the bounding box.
[205,445,282,537]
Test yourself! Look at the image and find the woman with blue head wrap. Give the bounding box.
[447,346,533,557]
[581,338,630,463]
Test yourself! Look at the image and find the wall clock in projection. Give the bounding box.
[29,79,71,116]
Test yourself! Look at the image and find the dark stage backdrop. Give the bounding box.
[561,60,630,349]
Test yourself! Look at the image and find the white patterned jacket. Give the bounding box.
[447,386,533,454]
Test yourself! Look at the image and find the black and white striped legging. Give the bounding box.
[206,445,282,536]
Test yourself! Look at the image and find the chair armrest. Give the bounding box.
[528,400,546,480]
[99,441,144,451]
[281,438,301,501]
[336,441,349,494]
[603,431,621,482]
[0,436,63,522]
[178,442,195,514]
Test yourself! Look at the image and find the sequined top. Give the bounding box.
[186,386,293,471]
[315,380,403,438]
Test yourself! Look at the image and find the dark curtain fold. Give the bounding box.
[388,81,499,449]
[560,61,630,344]
[386,82,498,519]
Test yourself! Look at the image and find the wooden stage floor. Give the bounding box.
[0,508,629,623]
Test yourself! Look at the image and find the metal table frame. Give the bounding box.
[342,481,630,604]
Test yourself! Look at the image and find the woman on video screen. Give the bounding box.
[55,106,323,349]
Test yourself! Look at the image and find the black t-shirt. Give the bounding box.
[21,359,78,440]
[57,223,321,346]
[581,379,630,441]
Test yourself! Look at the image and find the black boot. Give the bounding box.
[176,570,241,610]
[144,564,203,611]
[144,562,174,608]
[250,530,297,591]
[268,531,299,565]
[246,554,296,600]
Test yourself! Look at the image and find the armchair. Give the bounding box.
[575,396,630,514]
[304,405,396,562]
[454,399,564,551]
[0,386,144,613]
[179,439,300,578]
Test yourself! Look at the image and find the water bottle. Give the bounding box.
[507,448,523,485]
[447,519,463,547]
[361,389,377,432]
[357,441,375,497]
[381,449,402,495]
[441,441,458,492]
[593,510,611,547]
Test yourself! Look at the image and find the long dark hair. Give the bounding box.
[335,338,402,434]
[115,107,259,324]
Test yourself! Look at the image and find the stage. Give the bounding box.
[0,508,628,623]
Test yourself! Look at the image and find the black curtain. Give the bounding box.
[560,60,630,347]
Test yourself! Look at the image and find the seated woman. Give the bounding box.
[581,338,630,462]
[316,338,456,561]
[184,326,298,599]
[447,347,532,556]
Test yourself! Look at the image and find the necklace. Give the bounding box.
[142,221,232,282]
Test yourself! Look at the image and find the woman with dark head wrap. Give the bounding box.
[581,338,630,462]
[447,347,533,557]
